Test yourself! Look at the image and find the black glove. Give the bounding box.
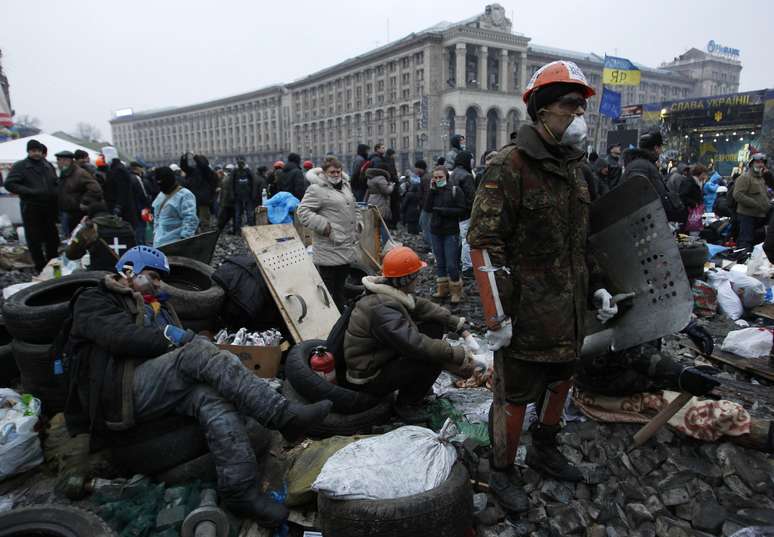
[681,321,715,355]
[678,366,721,396]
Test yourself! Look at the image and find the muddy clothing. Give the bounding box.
[65,214,136,271]
[344,276,466,385]
[575,342,678,396]
[733,171,769,218]
[58,164,102,215]
[468,124,603,364]
[68,275,287,493]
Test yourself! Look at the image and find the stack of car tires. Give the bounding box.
[283,339,393,438]
[1,272,108,415]
[161,257,225,334]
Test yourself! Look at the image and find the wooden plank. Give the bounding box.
[676,335,774,383]
[631,392,693,448]
[752,304,774,321]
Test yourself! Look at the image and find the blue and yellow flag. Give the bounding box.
[603,56,641,86]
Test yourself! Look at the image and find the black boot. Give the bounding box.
[223,486,289,528]
[525,423,583,482]
[394,399,431,424]
[277,400,333,442]
[488,465,529,514]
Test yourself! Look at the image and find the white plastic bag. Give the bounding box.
[0,389,43,480]
[721,328,773,359]
[747,243,774,288]
[706,270,744,320]
[312,424,458,500]
[727,270,766,309]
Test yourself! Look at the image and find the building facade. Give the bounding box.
[110,4,742,170]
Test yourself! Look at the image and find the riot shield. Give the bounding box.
[580,176,693,357]
[158,230,220,265]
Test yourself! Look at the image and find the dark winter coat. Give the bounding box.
[622,148,685,223]
[67,275,178,437]
[679,177,704,209]
[180,154,217,207]
[275,161,306,201]
[713,192,732,218]
[467,123,605,363]
[104,161,141,227]
[424,182,466,236]
[401,182,422,226]
[344,276,465,384]
[365,168,394,221]
[4,157,58,207]
[733,171,770,218]
[577,159,600,202]
[231,166,256,200]
[450,165,476,219]
[445,134,464,171]
[130,173,150,213]
[604,154,622,190]
[592,158,610,199]
[64,213,137,271]
[419,171,432,206]
[350,144,370,194]
[59,164,102,213]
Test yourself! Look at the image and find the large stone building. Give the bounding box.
[110,4,742,171]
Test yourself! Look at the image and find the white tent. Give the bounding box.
[0,133,101,170]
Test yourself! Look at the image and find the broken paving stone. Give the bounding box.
[645,495,669,519]
[559,445,584,466]
[586,524,606,537]
[720,520,746,537]
[155,505,186,530]
[473,492,488,513]
[527,506,547,524]
[579,463,610,485]
[478,522,518,537]
[626,503,654,526]
[558,432,583,449]
[547,503,585,535]
[576,482,591,501]
[631,522,656,537]
[671,455,723,486]
[654,427,674,444]
[521,467,542,488]
[620,481,647,502]
[584,442,609,465]
[717,443,772,493]
[735,508,774,526]
[654,516,691,537]
[723,474,754,498]
[660,487,691,507]
[475,504,505,526]
[673,503,693,521]
[540,480,573,504]
[716,487,757,510]
[657,471,694,491]
[690,500,727,533]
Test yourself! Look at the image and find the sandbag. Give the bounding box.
[286,435,369,507]
[706,270,744,320]
[721,328,773,359]
[312,424,458,501]
[0,389,43,480]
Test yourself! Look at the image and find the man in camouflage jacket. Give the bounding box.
[467,60,617,514]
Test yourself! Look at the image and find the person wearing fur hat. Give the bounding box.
[5,139,60,271]
[296,156,362,310]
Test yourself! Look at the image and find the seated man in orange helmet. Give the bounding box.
[343,246,477,421]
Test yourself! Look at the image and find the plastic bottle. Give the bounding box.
[310,346,336,384]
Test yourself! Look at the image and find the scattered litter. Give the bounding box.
[213,328,283,346]
[735,319,750,328]
[706,270,744,320]
[0,389,43,480]
[721,328,773,359]
[313,422,458,500]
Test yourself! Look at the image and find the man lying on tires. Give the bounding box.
[344,246,478,422]
[64,245,332,528]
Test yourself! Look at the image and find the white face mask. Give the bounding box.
[327,174,343,185]
[559,115,588,150]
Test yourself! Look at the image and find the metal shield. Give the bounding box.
[580,175,693,357]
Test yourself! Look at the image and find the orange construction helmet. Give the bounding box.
[273,160,285,169]
[382,246,427,278]
[522,60,596,104]
[95,154,106,167]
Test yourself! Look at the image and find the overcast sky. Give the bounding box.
[2,0,771,143]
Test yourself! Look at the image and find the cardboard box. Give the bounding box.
[216,342,286,378]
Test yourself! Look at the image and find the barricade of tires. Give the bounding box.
[1,272,108,415]
[283,339,393,438]
[161,257,224,334]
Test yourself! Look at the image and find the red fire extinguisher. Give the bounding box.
[310,346,336,384]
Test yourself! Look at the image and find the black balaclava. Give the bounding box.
[155,166,177,194]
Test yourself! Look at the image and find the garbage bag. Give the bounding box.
[721,328,773,359]
[287,435,369,507]
[747,243,774,288]
[312,424,458,500]
[428,397,490,447]
[0,389,43,480]
[726,269,766,308]
[706,270,744,320]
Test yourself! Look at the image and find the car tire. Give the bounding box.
[284,339,384,414]
[2,272,108,344]
[0,343,18,388]
[108,415,209,476]
[679,242,708,280]
[160,257,225,320]
[282,380,392,438]
[0,504,116,537]
[317,462,473,537]
[11,339,66,416]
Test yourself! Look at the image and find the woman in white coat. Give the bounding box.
[297,156,362,310]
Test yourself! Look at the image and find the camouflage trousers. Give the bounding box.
[133,338,287,493]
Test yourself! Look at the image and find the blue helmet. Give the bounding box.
[115,245,170,275]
